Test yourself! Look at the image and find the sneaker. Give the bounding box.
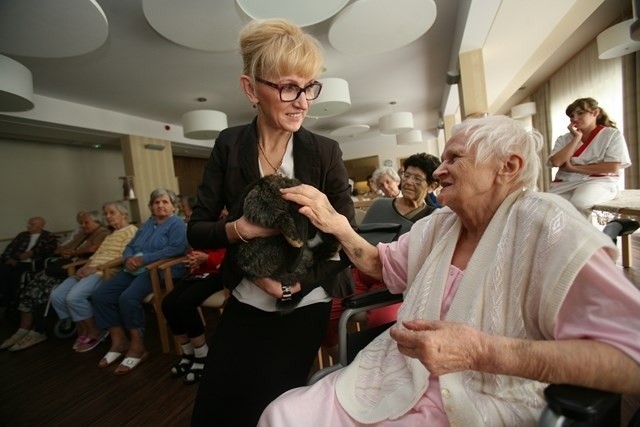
[0,329,29,350]
[8,331,47,351]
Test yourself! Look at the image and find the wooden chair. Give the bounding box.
[98,256,182,354]
[157,256,229,354]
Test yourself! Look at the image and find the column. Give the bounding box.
[459,49,489,119]
[120,135,179,223]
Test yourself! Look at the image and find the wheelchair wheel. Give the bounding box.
[53,318,77,339]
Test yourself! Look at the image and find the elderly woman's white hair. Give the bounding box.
[451,115,544,190]
[148,188,179,207]
[371,166,401,185]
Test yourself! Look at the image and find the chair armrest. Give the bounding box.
[157,256,188,271]
[543,384,621,424]
[62,259,89,276]
[342,288,403,309]
[98,257,124,270]
[145,258,170,271]
[97,257,124,280]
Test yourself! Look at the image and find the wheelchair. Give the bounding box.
[311,287,639,426]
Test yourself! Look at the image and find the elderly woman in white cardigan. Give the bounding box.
[259,115,640,426]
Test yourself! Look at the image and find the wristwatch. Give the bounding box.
[281,285,292,301]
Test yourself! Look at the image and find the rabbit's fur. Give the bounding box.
[233,174,340,311]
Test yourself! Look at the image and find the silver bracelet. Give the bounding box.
[281,285,292,301]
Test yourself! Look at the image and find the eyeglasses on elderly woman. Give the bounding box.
[401,172,426,185]
[255,77,323,102]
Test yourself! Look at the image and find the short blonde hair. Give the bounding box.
[239,19,324,81]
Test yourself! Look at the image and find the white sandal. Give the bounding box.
[98,351,123,368]
[115,352,149,375]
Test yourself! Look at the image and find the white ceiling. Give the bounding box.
[0,0,631,158]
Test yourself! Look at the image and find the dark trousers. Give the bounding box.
[190,296,331,427]
[161,273,224,338]
[0,262,33,308]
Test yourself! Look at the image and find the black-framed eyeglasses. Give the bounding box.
[402,173,426,185]
[255,77,323,102]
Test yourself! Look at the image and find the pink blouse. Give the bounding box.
[378,238,640,424]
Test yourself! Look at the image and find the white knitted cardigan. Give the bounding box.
[336,189,617,426]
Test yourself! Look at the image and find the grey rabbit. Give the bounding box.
[233,174,340,312]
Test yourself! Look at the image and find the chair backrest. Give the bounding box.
[360,198,413,235]
[356,198,414,245]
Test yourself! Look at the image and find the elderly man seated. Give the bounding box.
[260,115,640,426]
[0,217,58,314]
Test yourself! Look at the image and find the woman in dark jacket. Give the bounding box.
[187,18,355,427]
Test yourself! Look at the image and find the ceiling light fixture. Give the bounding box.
[0,55,34,112]
[182,109,228,140]
[396,129,423,145]
[597,18,640,59]
[598,1,640,60]
[307,78,351,118]
[510,102,536,119]
[379,112,414,135]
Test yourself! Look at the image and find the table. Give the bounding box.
[593,190,640,267]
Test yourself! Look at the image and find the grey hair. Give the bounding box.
[372,166,401,185]
[102,200,130,220]
[451,115,543,190]
[83,210,104,226]
[148,188,179,207]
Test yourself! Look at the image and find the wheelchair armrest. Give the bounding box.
[543,384,621,424]
[357,223,401,245]
[342,288,403,309]
[357,223,401,233]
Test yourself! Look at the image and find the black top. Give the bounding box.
[188,117,356,298]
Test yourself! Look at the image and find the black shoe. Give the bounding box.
[603,218,640,244]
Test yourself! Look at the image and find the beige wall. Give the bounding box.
[0,138,125,249]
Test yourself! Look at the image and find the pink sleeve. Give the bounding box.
[555,248,640,363]
[378,232,411,294]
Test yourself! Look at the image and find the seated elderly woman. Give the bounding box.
[92,189,188,374]
[372,166,402,198]
[369,153,441,227]
[50,201,138,353]
[0,211,109,352]
[262,115,640,426]
[162,248,226,385]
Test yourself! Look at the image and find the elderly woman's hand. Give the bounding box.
[280,184,352,238]
[252,276,301,299]
[76,265,97,278]
[390,320,486,376]
[124,255,144,272]
[186,251,209,272]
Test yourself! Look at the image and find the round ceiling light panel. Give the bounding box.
[330,124,370,137]
[0,0,108,58]
[329,0,437,55]
[235,0,349,27]
[0,55,34,112]
[143,0,247,52]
